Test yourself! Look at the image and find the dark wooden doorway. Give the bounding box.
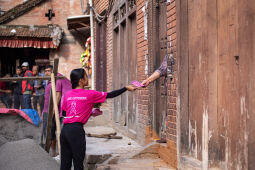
[112,2,137,132]
[96,21,107,92]
[0,48,49,76]
[150,0,168,139]
[113,1,137,134]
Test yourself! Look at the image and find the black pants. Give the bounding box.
[60,123,85,170]
[14,93,24,109]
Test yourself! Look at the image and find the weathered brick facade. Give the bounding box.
[0,0,89,77]
[93,0,178,168]
[163,1,177,167]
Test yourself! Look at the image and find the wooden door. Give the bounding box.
[113,27,121,123]
[96,21,107,92]
[120,21,128,126]
[152,0,168,139]
[178,0,255,168]
[112,4,137,130]
[127,14,137,131]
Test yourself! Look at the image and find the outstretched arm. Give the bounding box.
[141,71,161,87]
[106,85,136,99]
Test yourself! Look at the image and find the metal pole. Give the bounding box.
[89,0,95,90]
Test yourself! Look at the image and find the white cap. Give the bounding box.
[21,62,29,67]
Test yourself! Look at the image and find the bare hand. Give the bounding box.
[141,79,150,87]
[126,85,137,91]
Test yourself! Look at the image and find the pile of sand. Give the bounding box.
[0,139,59,170]
[0,114,42,144]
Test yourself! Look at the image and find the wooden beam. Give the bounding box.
[78,22,90,28]
[44,58,59,153]
[51,73,61,160]
[0,76,64,82]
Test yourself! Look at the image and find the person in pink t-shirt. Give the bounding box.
[60,68,136,170]
[42,65,72,157]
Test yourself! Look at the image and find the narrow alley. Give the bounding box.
[0,0,255,170]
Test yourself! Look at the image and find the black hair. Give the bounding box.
[16,66,22,70]
[70,68,87,89]
[45,65,53,70]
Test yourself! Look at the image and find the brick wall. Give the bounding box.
[92,0,113,121]
[161,1,178,168]
[93,0,178,168]
[0,0,24,11]
[104,4,114,120]
[136,0,150,144]
[136,0,178,168]
[94,0,109,14]
[1,0,88,78]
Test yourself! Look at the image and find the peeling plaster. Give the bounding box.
[199,53,202,73]
[239,96,248,169]
[202,106,208,170]
[142,1,148,40]
[189,119,198,159]
[223,110,229,170]
[145,51,148,75]
[70,0,74,8]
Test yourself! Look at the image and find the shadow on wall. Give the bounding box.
[70,28,90,49]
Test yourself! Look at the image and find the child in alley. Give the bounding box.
[60,68,136,170]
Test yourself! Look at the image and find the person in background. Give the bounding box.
[32,65,45,116]
[21,62,33,109]
[0,74,12,108]
[13,66,24,109]
[42,65,72,157]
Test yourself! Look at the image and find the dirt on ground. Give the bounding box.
[0,114,42,146]
[0,139,59,170]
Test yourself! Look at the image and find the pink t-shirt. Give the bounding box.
[62,89,107,124]
[42,73,72,116]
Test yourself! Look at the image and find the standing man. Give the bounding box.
[21,62,33,109]
[13,66,24,109]
[42,65,72,157]
[32,65,45,116]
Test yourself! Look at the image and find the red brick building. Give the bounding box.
[93,0,255,169]
[0,0,89,77]
[1,0,255,169]
[93,0,178,168]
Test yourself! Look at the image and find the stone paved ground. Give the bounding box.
[96,158,175,170]
[84,126,175,170]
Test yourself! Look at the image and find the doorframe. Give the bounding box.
[147,0,168,139]
[96,20,107,92]
[176,0,189,165]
